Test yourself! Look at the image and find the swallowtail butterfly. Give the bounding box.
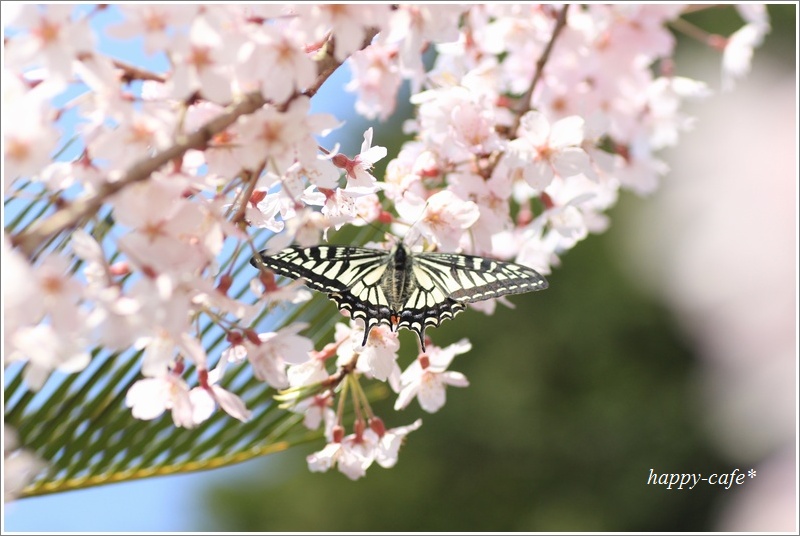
[251,244,548,351]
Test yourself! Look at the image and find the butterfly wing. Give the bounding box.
[413,251,549,303]
[392,251,549,347]
[252,246,395,339]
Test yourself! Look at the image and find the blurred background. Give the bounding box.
[4,4,796,532]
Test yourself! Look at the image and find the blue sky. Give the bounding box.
[3,5,364,531]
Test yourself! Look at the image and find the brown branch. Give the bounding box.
[11,91,267,257]
[511,5,570,133]
[230,165,263,228]
[10,27,380,259]
[111,58,167,84]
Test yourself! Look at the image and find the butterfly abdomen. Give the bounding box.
[379,244,416,315]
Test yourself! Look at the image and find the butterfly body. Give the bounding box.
[251,243,548,351]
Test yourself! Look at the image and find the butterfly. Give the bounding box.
[251,243,548,351]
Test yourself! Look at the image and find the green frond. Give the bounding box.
[3,180,384,499]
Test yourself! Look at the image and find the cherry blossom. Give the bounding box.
[722,5,771,91]
[9,324,91,391]
[306,434,375,481]
[335,322,401,384]
[2,74,61,186]
[346,44,403,121]
[2,236,45,353]
[4,425,45,502]
[332,127,387,195]
[236,97,340,174]
[223,323,313,389]
[3,4,94,84]
[236,22,316,104]
[373,418,423,469]
[189,364,252,424]
[384,5,467,89]
[294,4,391,62]
[125,369,195,428]
[394,339,472,413]
[397,189,481,252]
[496,111,595,193]
[107,5,197,55]
[287,348,331,388]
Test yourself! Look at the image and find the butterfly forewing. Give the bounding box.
[252,246,390,294]
[413,252,549,303]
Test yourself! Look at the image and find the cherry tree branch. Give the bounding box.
[11,28,380,259]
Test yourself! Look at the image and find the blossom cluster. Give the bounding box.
[3,4,769,486]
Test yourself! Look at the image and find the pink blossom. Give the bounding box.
[236,97,340,174]
[236,23,316,104]
[107,5,197,55]
[374,418,423,469]
[722,5,770,91]
[4,425,45,502]
[307,423,380,480]
[2,80,61,185]
[645,77,712,149]
[394,339,472,413]
[9,324,91,391]
[347,45,403,121]
[4,5,93,84]
[413,86,503,162]
[398,190,481,252]
[294,4,391,62]
[126,371,195,428]
[290,393,335,430]
[224,324,313,389]
[189,364,252,424]
[496,111,595,192]
[169,14,237,104]
[334,127,388,195]
[185,102,252,179]
[286,358,328,390]
[448,171,513,255]
[306,437,374,480]
[2,236,44,348]
[335,322,401,383]
[385,5,466,89]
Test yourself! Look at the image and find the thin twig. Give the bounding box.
[111,58,167,84]
[511,5,570,133]
[230,165,263,228]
